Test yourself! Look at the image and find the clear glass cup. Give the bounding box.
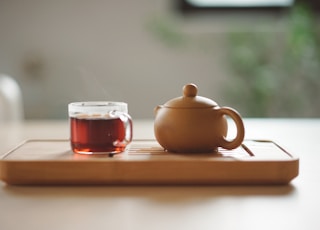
[68,101,133,154]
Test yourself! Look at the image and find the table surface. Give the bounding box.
[0,118,319,230]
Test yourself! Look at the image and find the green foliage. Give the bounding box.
[225,4,320,117]
[147,5,320,117]
[146,16,188,48]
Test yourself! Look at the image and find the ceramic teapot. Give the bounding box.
[154,83,245,153]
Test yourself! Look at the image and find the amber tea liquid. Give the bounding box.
[70,116,126,154]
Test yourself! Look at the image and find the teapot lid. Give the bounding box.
[164,84,218,108]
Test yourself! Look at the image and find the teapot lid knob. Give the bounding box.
[162,83,218,108]
[183,83,198,97]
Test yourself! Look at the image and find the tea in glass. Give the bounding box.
[68,102,132,154]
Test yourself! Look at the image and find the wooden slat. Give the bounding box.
[0,139,299,185]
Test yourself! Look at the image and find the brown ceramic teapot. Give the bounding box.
[154,83,245,153]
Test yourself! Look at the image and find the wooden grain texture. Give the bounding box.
[0,139,299,185]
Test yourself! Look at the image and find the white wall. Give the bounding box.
[0,0,281,119]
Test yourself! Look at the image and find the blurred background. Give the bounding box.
[0,0,319,120]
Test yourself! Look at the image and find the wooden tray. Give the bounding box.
[0,139,299,185]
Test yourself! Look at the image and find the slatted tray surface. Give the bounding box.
[0,139,299,185]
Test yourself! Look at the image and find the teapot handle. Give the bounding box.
[219,107,245,150]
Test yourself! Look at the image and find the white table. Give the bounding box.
[0,119,319,230]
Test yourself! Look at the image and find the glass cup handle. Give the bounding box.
[219,107,245,150]
[109,111,133,147]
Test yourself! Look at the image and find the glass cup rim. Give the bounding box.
[69,101,127,107]
[68,101,128,116]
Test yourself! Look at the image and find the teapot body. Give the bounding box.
[153,83,245,153]
[154,106,227,153]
